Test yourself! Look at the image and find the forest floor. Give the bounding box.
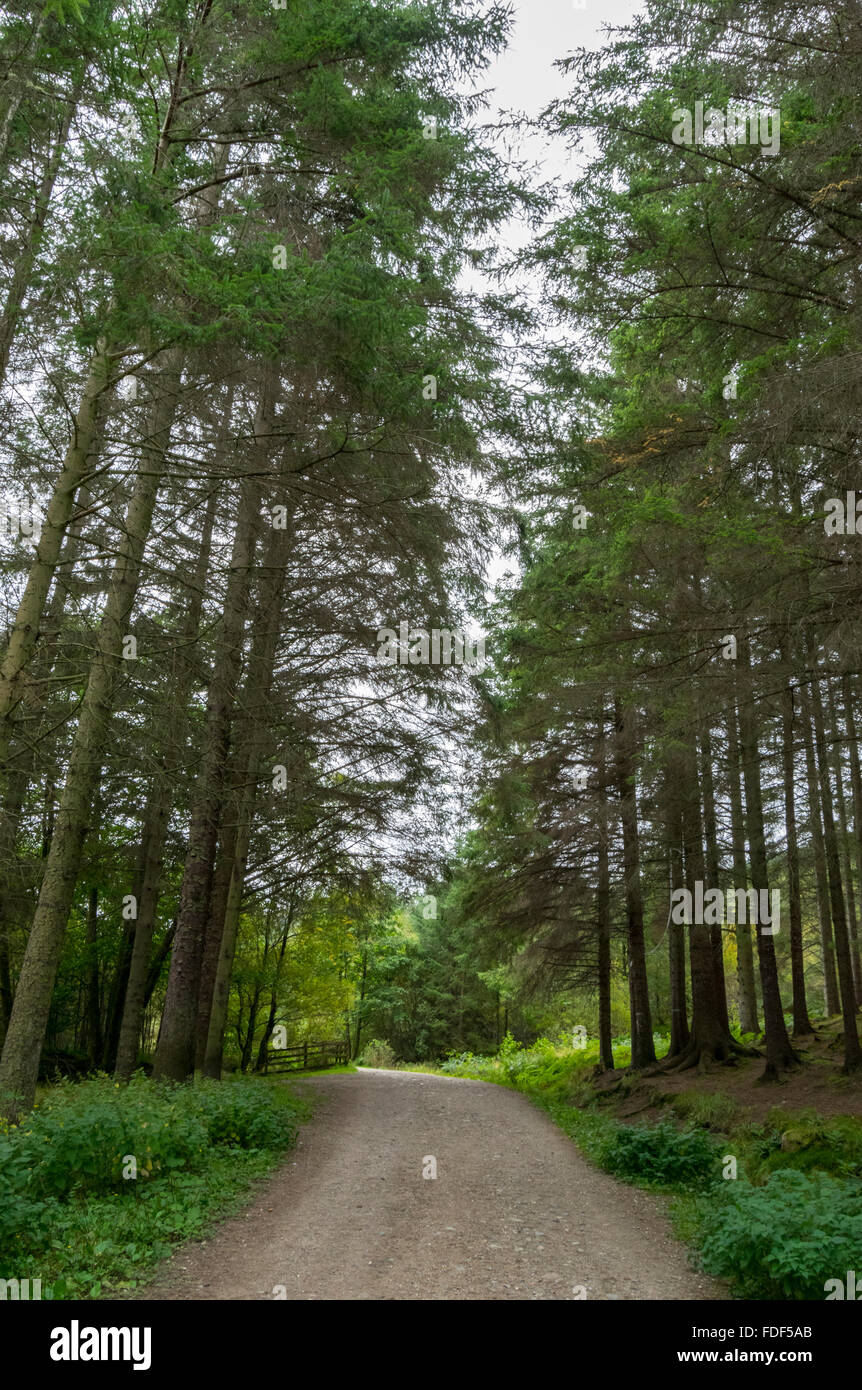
[602,1019,862,1127]
[135,1068,724,1301]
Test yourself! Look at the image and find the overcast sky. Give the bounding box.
[457,2,645,600]
[480,0,645,186]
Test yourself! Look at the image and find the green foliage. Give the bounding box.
[696,1171,862,1300]
[600,1119,720,1190]
[740,1110,862,1183]
[438,1034,600,1101]
[357,903,502,1062]
[357,1038,398,1068]
[0,1075,308,1289]
[543,1100,619,1168]
[670,1091,741,1132]
[43,0,89,19]
[9,1076,206,1198]
[186,1080,301,1151]
[0,1132,55,1253]
[29,1145,285,1300]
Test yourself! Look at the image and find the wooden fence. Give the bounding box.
[264,1040,350,1073]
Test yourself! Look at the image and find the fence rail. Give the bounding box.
[264,1040,350,1073]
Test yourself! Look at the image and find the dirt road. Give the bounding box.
[141,1068,724,1301]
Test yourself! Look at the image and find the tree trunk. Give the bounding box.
[85,884,102,1068]
[727,702,759,1033]
[200,516,291,1078]
[0,351,182,1117]
[153,465,261,1082]
[668,731,742,1071]
[0,9,49,169]
[0,78,82,385]
[113,462,219,1079]
[240,986,261,1072]
[613,696,655,1067]
[595,703,615,1071]
[662,761,689,1060]
[799,680,840,1013]
[737,636,798,1081]
[826,677,862,1002]
[841,671,862,1004]
[805,662,862,1071]
[699,725,730,1033]
[778,652,814,1035]
[0,347,112,764]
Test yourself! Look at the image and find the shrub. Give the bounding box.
[439,1049,497,1079]
[601,1118,720,1189]
[0,1075,304,1203]
[437,1036,598,1099]
[11,1076,207,1198]
[188,1080,300,1149]
[0,1134,55,1252]
[358,1039,398,1068]
[697,1169,862,1299]
[0,1074,306,1278]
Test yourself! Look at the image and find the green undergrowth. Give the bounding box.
[422,1034,862,1299]
[0,1073,311,1298]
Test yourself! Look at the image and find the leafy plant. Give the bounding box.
[187,1081,300,1150]
[600,1119,720,1189]
[357,1039,398,1068]
[0,1075,308,1285]
[696,1170,862,1299]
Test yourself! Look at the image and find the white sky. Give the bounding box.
[463,2,645,593]
[480,0,645,185]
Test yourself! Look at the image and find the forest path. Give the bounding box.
[140,1068,724,1301]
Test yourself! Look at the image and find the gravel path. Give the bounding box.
[140,1068,724,1301]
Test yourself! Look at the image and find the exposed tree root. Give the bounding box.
[659,1033,761,1075]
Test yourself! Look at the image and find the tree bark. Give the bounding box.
[778,653,814,1035]
[841,671,862,1004]
[737,635,798,1081]
[0,350,183,1117]
[666,731,743,1071]
[613,695,655,1067]
[699,725,730,1033]
[114,483,218,1080]
[799,680,840,1013]
[0,77,83,385]
[153,463,261,1082]
[805,661,862,1071]
[727,702,759,1033]
[662,760,689,1060]
[595,703,615,1071]
[0,347,112,765]
[826,677,862,1002]
[200,512,291,1078]
[85,884,102,1068]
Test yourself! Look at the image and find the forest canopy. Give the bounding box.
[1,0,861,1123]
